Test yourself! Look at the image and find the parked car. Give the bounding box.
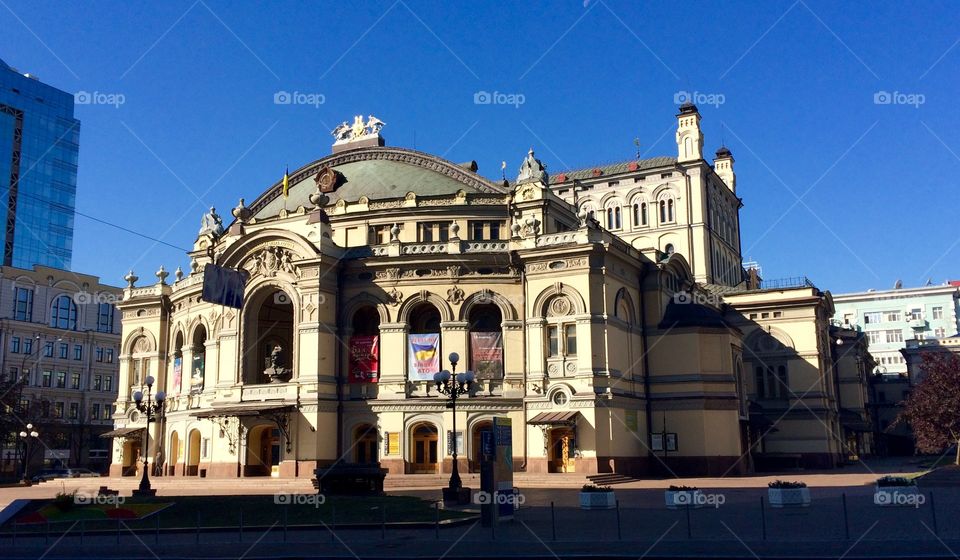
[65,468,101,478]
[30,468,101,482]
[31,469,69,482]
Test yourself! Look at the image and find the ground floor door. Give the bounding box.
[549,428,575,473]
[411,424,438,474]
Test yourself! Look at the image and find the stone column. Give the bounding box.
[376,322,408,399]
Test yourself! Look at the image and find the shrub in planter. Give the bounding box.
[767,480,810,508]
[664,485,703,509]
[53,490,76,512]
[874,476,922,507]
[579,484,616,510]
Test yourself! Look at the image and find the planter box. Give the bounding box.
[768,487,810,508]
[664,490,704,509]
[579,491,616,510]
[874,485,921,507]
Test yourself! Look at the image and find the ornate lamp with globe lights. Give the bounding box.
[433,352,475,504]
[132,375,165,496]
[19,424,39,484]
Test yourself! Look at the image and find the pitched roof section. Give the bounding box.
[549,156,676,184]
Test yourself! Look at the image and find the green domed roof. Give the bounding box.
[250,147,508,219]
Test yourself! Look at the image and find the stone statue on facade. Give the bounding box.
[332,121,351,141]
[331,115,387,143]
[198,207,224,238]
[265,344,292,383]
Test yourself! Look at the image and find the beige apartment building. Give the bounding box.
[108,105,870,479]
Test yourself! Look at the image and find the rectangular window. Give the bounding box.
[91,403,100,420]
[908,308,922,321]
[864,312,881,324]
[42,401,50,417]
[59,343,68,359]
[104,404,112,419]
[369,224,393,244]
[547,326,559,357]
[104,376,113,391]
[74,345,82,360]
[70,373,80,390]
[468,220,504,241]
[7,366,18,381]
[23,337,32,355]
[884,311,901,322]
[867,331,883,345]
[96,348,104,362]
[93,375,102,391]
[10,337,20,353]
[97,303,114,333]
[56,372,66,388]
[42,371,51,387]
[756,364,789,399]
[932,307,944,320]
[44,342,53,357]
[106,349,114,363]
[53,402,64,419]
[68,402,79,419]
[935,327,946,338]
[885,329,904,343]
[417,222,450,243]
[13,287,34,321]
[564,325,578,355]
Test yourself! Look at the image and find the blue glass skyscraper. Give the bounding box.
[0,57,79,269]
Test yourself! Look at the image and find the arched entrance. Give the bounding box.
[409,303,441,334]
[353,424,378,464]
[470,420,493,473]
[246,425,281,476]
[169,431,180,476]
[548,428,576,473]
[186,429,201,476]
[348,306,381,392]
[409,422,439,474]
[243,288,295,384]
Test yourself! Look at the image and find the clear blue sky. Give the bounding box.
[1,0,958,293]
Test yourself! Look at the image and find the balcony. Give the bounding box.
[907,319,926,330]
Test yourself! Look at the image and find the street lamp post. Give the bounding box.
[433,352,474,504]
[19,424,39,484]
[132,375,165,496]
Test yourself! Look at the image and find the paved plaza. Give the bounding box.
[1,459,959,558]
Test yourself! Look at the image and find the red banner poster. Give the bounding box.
[470,332,503,380]
[349,335,379,383]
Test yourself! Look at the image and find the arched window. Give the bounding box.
[469,303,503,380]
[50,295,77,330]
[640,202,648,226]
[606,208,614,228]
[614,206,621,229]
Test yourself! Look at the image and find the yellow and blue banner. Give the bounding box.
[407,333,440,380]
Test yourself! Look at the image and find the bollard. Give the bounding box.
[760,496,766,541]
[930,491,938,535]
[239,508,244,542]
[842,493,850,540]
[551,501,556,541]
[616,499,622,540]
[283,508,288,542]
[435,502,440,540]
